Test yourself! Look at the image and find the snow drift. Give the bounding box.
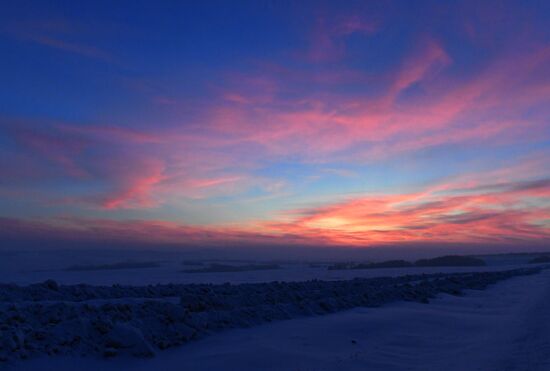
[0,267,543,363]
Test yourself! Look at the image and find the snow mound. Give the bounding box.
[0,267,543,364]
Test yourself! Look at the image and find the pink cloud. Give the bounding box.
[265,177,550,245]
[199,41,549,164]
[304,15,378,62]
[95,157,166,209]
[335,15,378,36]
[13,127,90,178]
[3,117,266,209]
[1,175,547,248]
[389,39,452,98]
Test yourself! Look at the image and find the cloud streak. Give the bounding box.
[0,175,547,248]
[4,19,115,62]
[267,178,550,245]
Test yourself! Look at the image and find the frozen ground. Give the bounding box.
[10,265,550,371]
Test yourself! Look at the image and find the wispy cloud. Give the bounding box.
[266,177,550,245]
[202,41,550,163]
[0,175,547,247]
[4,19,114,62]
[303,15,379,62]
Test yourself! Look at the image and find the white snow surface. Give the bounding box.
[4,266,550,371]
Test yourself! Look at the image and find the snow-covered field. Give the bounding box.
[6,265,549,371]
[0,249,541,286]
[1,250,550,370]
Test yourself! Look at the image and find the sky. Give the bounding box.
[0,0,549,253]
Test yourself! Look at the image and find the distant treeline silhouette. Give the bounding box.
[328,255,486,270]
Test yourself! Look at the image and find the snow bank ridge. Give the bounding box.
[0,267,543,362]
